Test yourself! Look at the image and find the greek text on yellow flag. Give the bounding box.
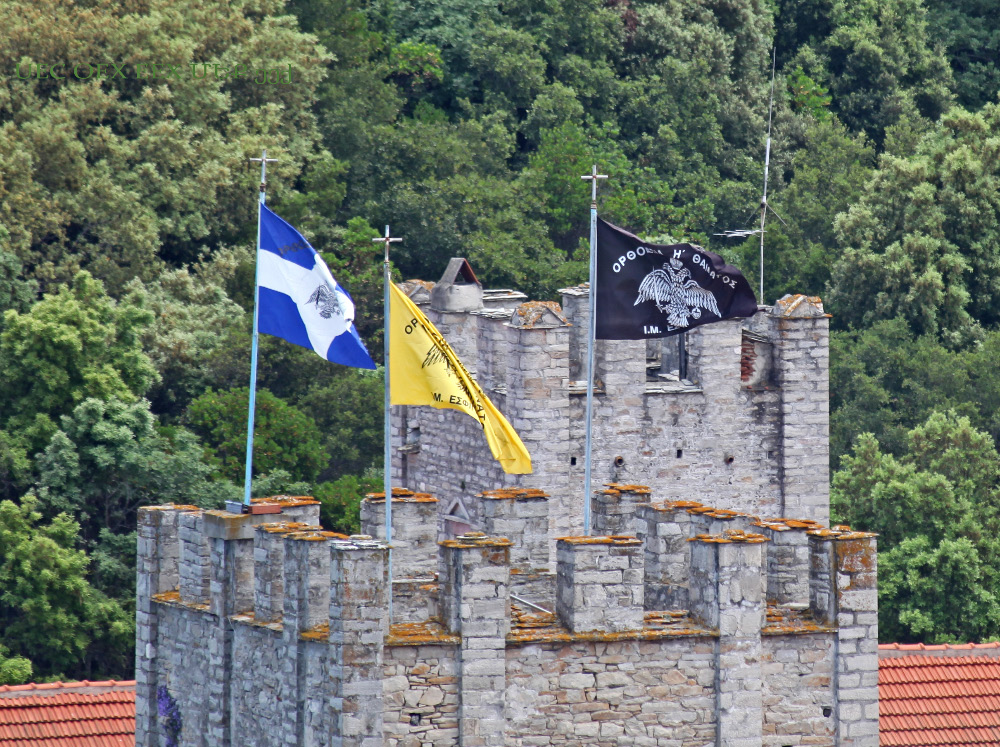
[389,283,532,474]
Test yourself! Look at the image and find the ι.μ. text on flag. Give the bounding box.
[257,204,376,369]
[595,218,759,340]
[388,282,532,475]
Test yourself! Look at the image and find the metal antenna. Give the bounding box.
[714,49,782,304]
[758,47,777,302]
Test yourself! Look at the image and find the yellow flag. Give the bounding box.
[389,282,532,474]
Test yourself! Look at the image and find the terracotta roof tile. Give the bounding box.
[880,649,1000,745]
[0,680,134,746]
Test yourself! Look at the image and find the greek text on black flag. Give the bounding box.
[595,219,759,340]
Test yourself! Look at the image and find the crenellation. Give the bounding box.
[478,488,550,573]
[556,536,645,634]
[206,512,258,618]
[253,521,323,625]
[755,519,820,607]
[831,531,879,747]
[330,536,390,747]
[772,296,831,525]
[440,532,511,746]
[808,530,839,625]
[137,489,875,746]
[474,310,511,394]
[503,315,573,559]
[283,532,333,636]
[179,509,211,605]
[247,495,321,525]
[688,505,757,537]
[637,500,701,610]
[361,489,439,579]
[690,531,768,747]
[135,505,186,747]
[591,483,651,537]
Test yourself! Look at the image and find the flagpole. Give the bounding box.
[374,226,401,615]
[581,165,607,536]
[243,149,278,508]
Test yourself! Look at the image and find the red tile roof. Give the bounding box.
[879,644,1000,745]
[881,642,1000,657]
[0,680,135,746]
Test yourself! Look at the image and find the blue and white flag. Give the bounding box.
[257,205,376,369]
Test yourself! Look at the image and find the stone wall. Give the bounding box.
[761,634,835,746]
[136,502,388,747]
[136,492,875,747]
[384,644,460,746]
[504,639,718,746]
[391,280,831,536]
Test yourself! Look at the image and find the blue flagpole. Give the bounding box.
[243,150,278,508]
[374,226,401,616]
[581,165,607,536]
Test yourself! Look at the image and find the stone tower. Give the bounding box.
[134,265,877,746]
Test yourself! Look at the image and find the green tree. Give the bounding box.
[299,368,384,481]
[0,230,37,326]
[314,469,382,535]
[832,411,1000,642]
[829,104,1000,345]
[923,0,1000,111]
[779,0,953,146]
[522,121,704,258]
[186,388,328,484]
[246,469,310,499]
[0,272,156,450]
[0,496,132,679]
[618,0,781,235]
[131,267,249,419]
[787,67,832,121]
[0,0,333,292]
[880,536,1000,644]
[830,320,1000,468]
[0,643,31,686]
[35,398,218,539]
[0,430,31,504]
[34,398,220,601]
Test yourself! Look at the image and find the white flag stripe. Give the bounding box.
[258,248,354,354]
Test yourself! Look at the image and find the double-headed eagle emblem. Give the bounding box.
[306,284,344,319]
[422,346,448,370]
[634,259,721,328]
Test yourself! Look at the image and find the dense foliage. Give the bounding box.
[1,0,1000,679]
[833,413,1000,643]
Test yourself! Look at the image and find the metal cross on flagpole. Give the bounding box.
[581,165,607,536]
[243,148,279,508]
[374,225,401,614]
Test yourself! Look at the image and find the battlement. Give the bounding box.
[392,270,832,535]
[136,483,878,746]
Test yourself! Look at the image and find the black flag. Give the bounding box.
[595,218,758,340]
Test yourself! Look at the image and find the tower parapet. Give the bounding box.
[391,266,833,538]
[136,484,876,747]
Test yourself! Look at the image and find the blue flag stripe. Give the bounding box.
[325,327,377,370]
[258,287,313,350]
[259,205,317,269]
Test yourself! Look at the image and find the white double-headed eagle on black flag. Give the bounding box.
[595,218,759,340]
